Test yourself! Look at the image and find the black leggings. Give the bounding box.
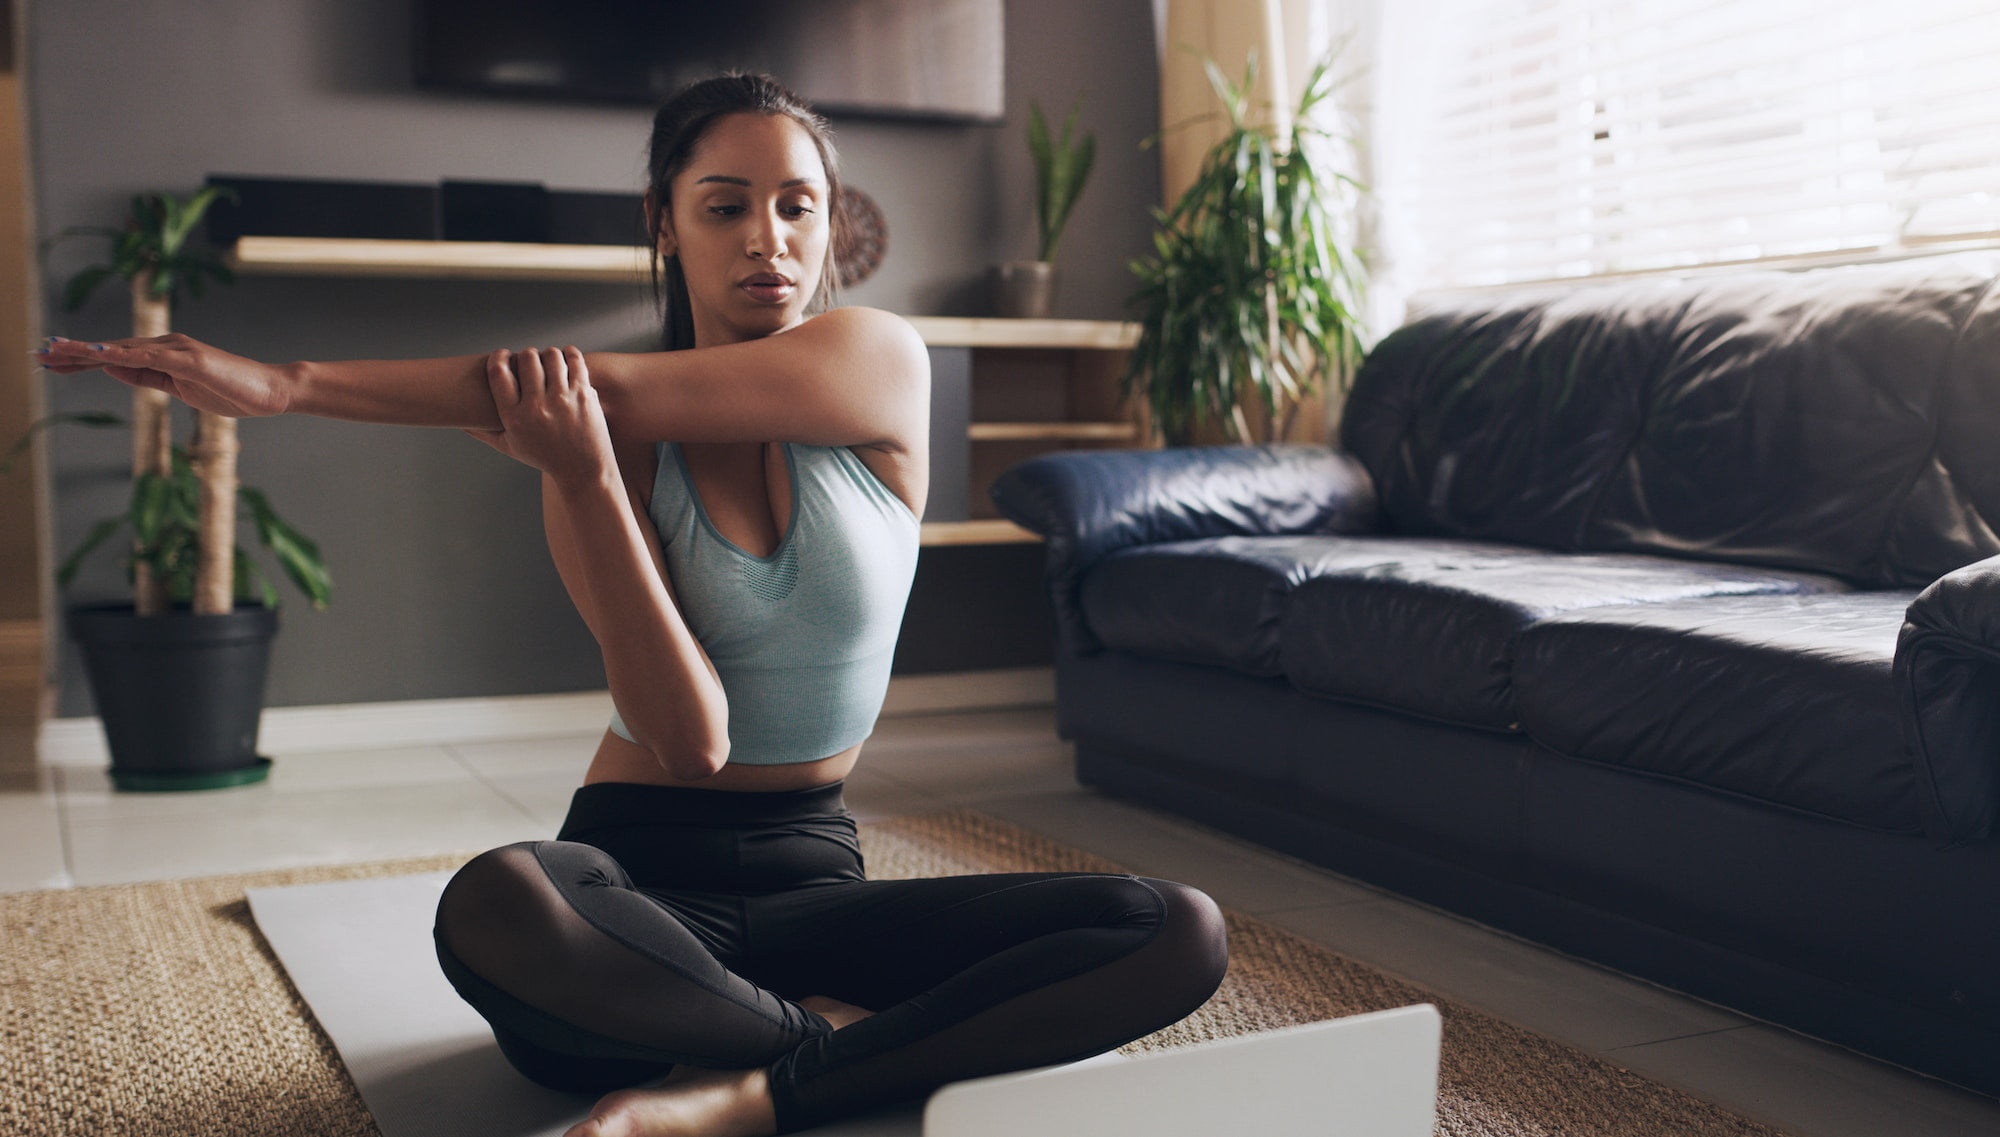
[432,781,1228,1132]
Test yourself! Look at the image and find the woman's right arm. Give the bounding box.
[466,347,728,779]
[542,462,729,779]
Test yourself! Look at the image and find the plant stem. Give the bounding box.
[129,274,171,616]
[192,411,238,614]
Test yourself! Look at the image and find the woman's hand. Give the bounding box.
[38,334,294,418]
[463,346,616,488]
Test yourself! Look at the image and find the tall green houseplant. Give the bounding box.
[1125,53,1367,445]
[41,187,330,790]
[57,187,268,616]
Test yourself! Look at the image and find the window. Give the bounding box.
[1404,0,2000,289]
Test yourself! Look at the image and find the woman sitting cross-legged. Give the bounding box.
[42,73,1227,1137]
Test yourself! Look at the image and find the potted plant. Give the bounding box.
[1124,53,1368,445]
[992,97,1096,318]
[32,188,331,790]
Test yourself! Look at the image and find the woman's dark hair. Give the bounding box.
[644,73,842,351]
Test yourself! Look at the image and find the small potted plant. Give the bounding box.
[1124,52,1368,445]
[992,97,1096,319]
[31,188,331,790]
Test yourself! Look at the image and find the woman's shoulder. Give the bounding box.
[793,306,926,359]
[776,307,930,418]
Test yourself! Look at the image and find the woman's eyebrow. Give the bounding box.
[693,175,822,188]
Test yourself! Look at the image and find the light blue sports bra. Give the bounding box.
[609,442,921,764]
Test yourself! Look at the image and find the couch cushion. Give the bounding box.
[1512,593,1919,833]
[1080,535,1497,675]
[1341,251,2000,587]
[1277,543,1849,729]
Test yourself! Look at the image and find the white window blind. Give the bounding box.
[1407,0,2000,290]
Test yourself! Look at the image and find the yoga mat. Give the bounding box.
[245,873,930,1137]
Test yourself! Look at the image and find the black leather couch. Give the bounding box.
[991,251,2000,1095]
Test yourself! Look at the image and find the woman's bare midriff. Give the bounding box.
[582,729,862,792]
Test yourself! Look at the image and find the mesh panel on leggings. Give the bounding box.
[433,842,831,1075]
[764,878,1228,1131]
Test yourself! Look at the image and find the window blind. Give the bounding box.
[1408,0,2000,289]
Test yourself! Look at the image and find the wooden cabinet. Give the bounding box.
[227,239,1148,545]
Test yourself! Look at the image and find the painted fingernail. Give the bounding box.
[46,336,67,344]
[90,344,107,351]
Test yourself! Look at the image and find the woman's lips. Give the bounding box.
[739,274,794,304]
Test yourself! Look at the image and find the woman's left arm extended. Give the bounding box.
[466,346,729,779]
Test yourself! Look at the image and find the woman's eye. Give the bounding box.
[707,204,743,217]
[783,204,815,219]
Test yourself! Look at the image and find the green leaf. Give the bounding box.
[235,546,279,609]
[1028,95,1095,263]
[60,265,117,312]
[130,473,172,545]
[241,486,333,609]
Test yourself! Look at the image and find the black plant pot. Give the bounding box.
[67,603,279,791]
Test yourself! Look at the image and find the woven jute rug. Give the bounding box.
[0,808,1788,1137]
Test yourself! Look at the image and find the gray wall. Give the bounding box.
[32,0,1160,715]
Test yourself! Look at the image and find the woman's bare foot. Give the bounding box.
[560,998,872,1136]
[562,1066,775,1137]
[799,994,876,1030]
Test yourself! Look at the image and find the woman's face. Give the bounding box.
[659,112,832,347]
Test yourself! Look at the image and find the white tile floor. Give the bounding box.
[7,705,1999,1136]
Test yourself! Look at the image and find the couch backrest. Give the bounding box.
[1340,251,2000,588]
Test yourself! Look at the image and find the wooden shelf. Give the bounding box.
[906,317,1137,350]
[227,237,651,282]
[967,421,1140,442]
[222,238,1140,359]
[919,519,1039,546]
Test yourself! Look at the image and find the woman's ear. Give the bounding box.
[644,190,677,257]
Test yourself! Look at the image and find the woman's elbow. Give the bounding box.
[640,725,728,781]
[663,743,728,781]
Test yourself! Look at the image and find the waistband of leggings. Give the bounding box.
[559,779,849,834]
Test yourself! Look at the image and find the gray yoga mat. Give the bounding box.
[246,873,926,1137]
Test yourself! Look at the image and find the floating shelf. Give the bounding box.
[904,317,1138,350]
[226,240,1134,337]
[967,421,1141,442]
[228,237,651,282]
[919,519,1039,546]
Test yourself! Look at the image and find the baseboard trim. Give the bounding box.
[37,668,1055,765]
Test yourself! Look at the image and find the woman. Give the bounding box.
[42,74,1227,1137]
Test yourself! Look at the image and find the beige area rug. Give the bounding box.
[0,809,1788,1137]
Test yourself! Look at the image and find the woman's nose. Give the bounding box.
[747,211,787,260]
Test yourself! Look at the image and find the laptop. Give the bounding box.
[923,1004,1442,1137]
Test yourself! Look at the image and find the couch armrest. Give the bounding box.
[989,444,1381,654]
[1896,553,2000,843]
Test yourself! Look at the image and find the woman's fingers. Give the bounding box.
[517,345,546,401]
[484,348,518,406]
[45,337,179,371]
[540,346,569,393]
[562,346,588,392]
